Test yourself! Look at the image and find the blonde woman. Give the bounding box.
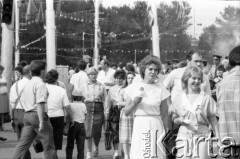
[171,65,220,159]
[83,67,107,159]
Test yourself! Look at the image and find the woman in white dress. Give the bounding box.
[124,55,171,159]
[171,65,220,159]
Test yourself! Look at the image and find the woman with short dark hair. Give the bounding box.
[45,69,72,157]
[124,55,171,159]
[105,70,126,159]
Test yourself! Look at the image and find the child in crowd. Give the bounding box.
[66,100,87,159]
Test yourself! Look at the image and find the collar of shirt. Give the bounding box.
[229,66,240,75]
[32,76,44,82]
[88,81,99,85]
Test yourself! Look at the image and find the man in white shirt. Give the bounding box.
[97,59,116,91]
[11,60,57,159]
[164,51,211,102]
[69,60,89,101]
[9,65,31,159]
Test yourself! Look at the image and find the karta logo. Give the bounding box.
[141,130,240,158]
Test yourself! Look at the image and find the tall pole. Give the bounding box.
[93,0,100,67]
[151,0,160,59]
[82,32,85,59]
[46,0,56,71]
[15,0,20,67]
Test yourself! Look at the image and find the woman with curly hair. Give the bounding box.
[124,55,171,159]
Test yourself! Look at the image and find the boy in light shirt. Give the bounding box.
[66,100,87,159]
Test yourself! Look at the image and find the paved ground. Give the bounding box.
[0,122,120,159]
[0,122,225,159]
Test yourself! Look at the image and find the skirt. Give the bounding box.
[176,125,211,159]
[0,93,9,114]
[49,116,64,150]
[119,108,134,143]
[107,105,122,144]
[130,115,166,159]
[85,102,104,138]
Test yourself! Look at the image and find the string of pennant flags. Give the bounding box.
[21,46,226,55]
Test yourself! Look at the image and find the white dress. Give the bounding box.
[125,82,170,159]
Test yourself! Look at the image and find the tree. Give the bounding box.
[198,6,240,58]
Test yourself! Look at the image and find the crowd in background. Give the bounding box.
[0,45,239,159]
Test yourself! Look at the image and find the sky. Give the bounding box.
[101,0,240,38]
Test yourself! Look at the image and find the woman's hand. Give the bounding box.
[132,97,142,106]
[182,118,190,126]
[94,97,101,102]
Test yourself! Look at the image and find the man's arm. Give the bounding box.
[37,103,45,131]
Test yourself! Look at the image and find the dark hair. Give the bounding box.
[0,65,4,71]
[22,65,31,76]
[139,55,161,79]
[45,69,59,84]
[185,50,202,61]
[216,64,225,72]
[30,60,46,76]
[125,64,135,72]
[229,45,240,67]
[15,66,23,75]
[102,59,110,66]
[118,63,124,69]
[111,63,117,68]
[114,70,126,79]
[17,61,27,67]
[122,71,135,89]
[77,60,87,70]
[181,65,203,92]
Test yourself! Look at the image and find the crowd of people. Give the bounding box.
[0,45,239,159]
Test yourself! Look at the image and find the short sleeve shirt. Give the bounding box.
[22,76,48,112]
[46,84,70,117]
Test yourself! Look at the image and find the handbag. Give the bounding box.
[161,127,179,156]
[32,137,43,153]
[104,121,112,150]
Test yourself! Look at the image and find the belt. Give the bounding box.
[134,114,160,117]
[13,109,25,112]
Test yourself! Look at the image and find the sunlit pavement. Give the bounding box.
[0,122,120,159]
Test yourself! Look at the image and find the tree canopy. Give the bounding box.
[11,0,193,66]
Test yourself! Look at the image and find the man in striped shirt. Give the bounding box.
[217,45,240,159]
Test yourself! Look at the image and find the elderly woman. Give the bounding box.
[119,71,135,159]
[124,55,171,159]
[45,69,72,157]
[105,70,126,159]
[83,67,107,159]
[171,65,220,159]
[0,65,9,132]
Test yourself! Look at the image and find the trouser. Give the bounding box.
[66,122,86,159]
[13,109,31,159]
[12,111,57,159]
